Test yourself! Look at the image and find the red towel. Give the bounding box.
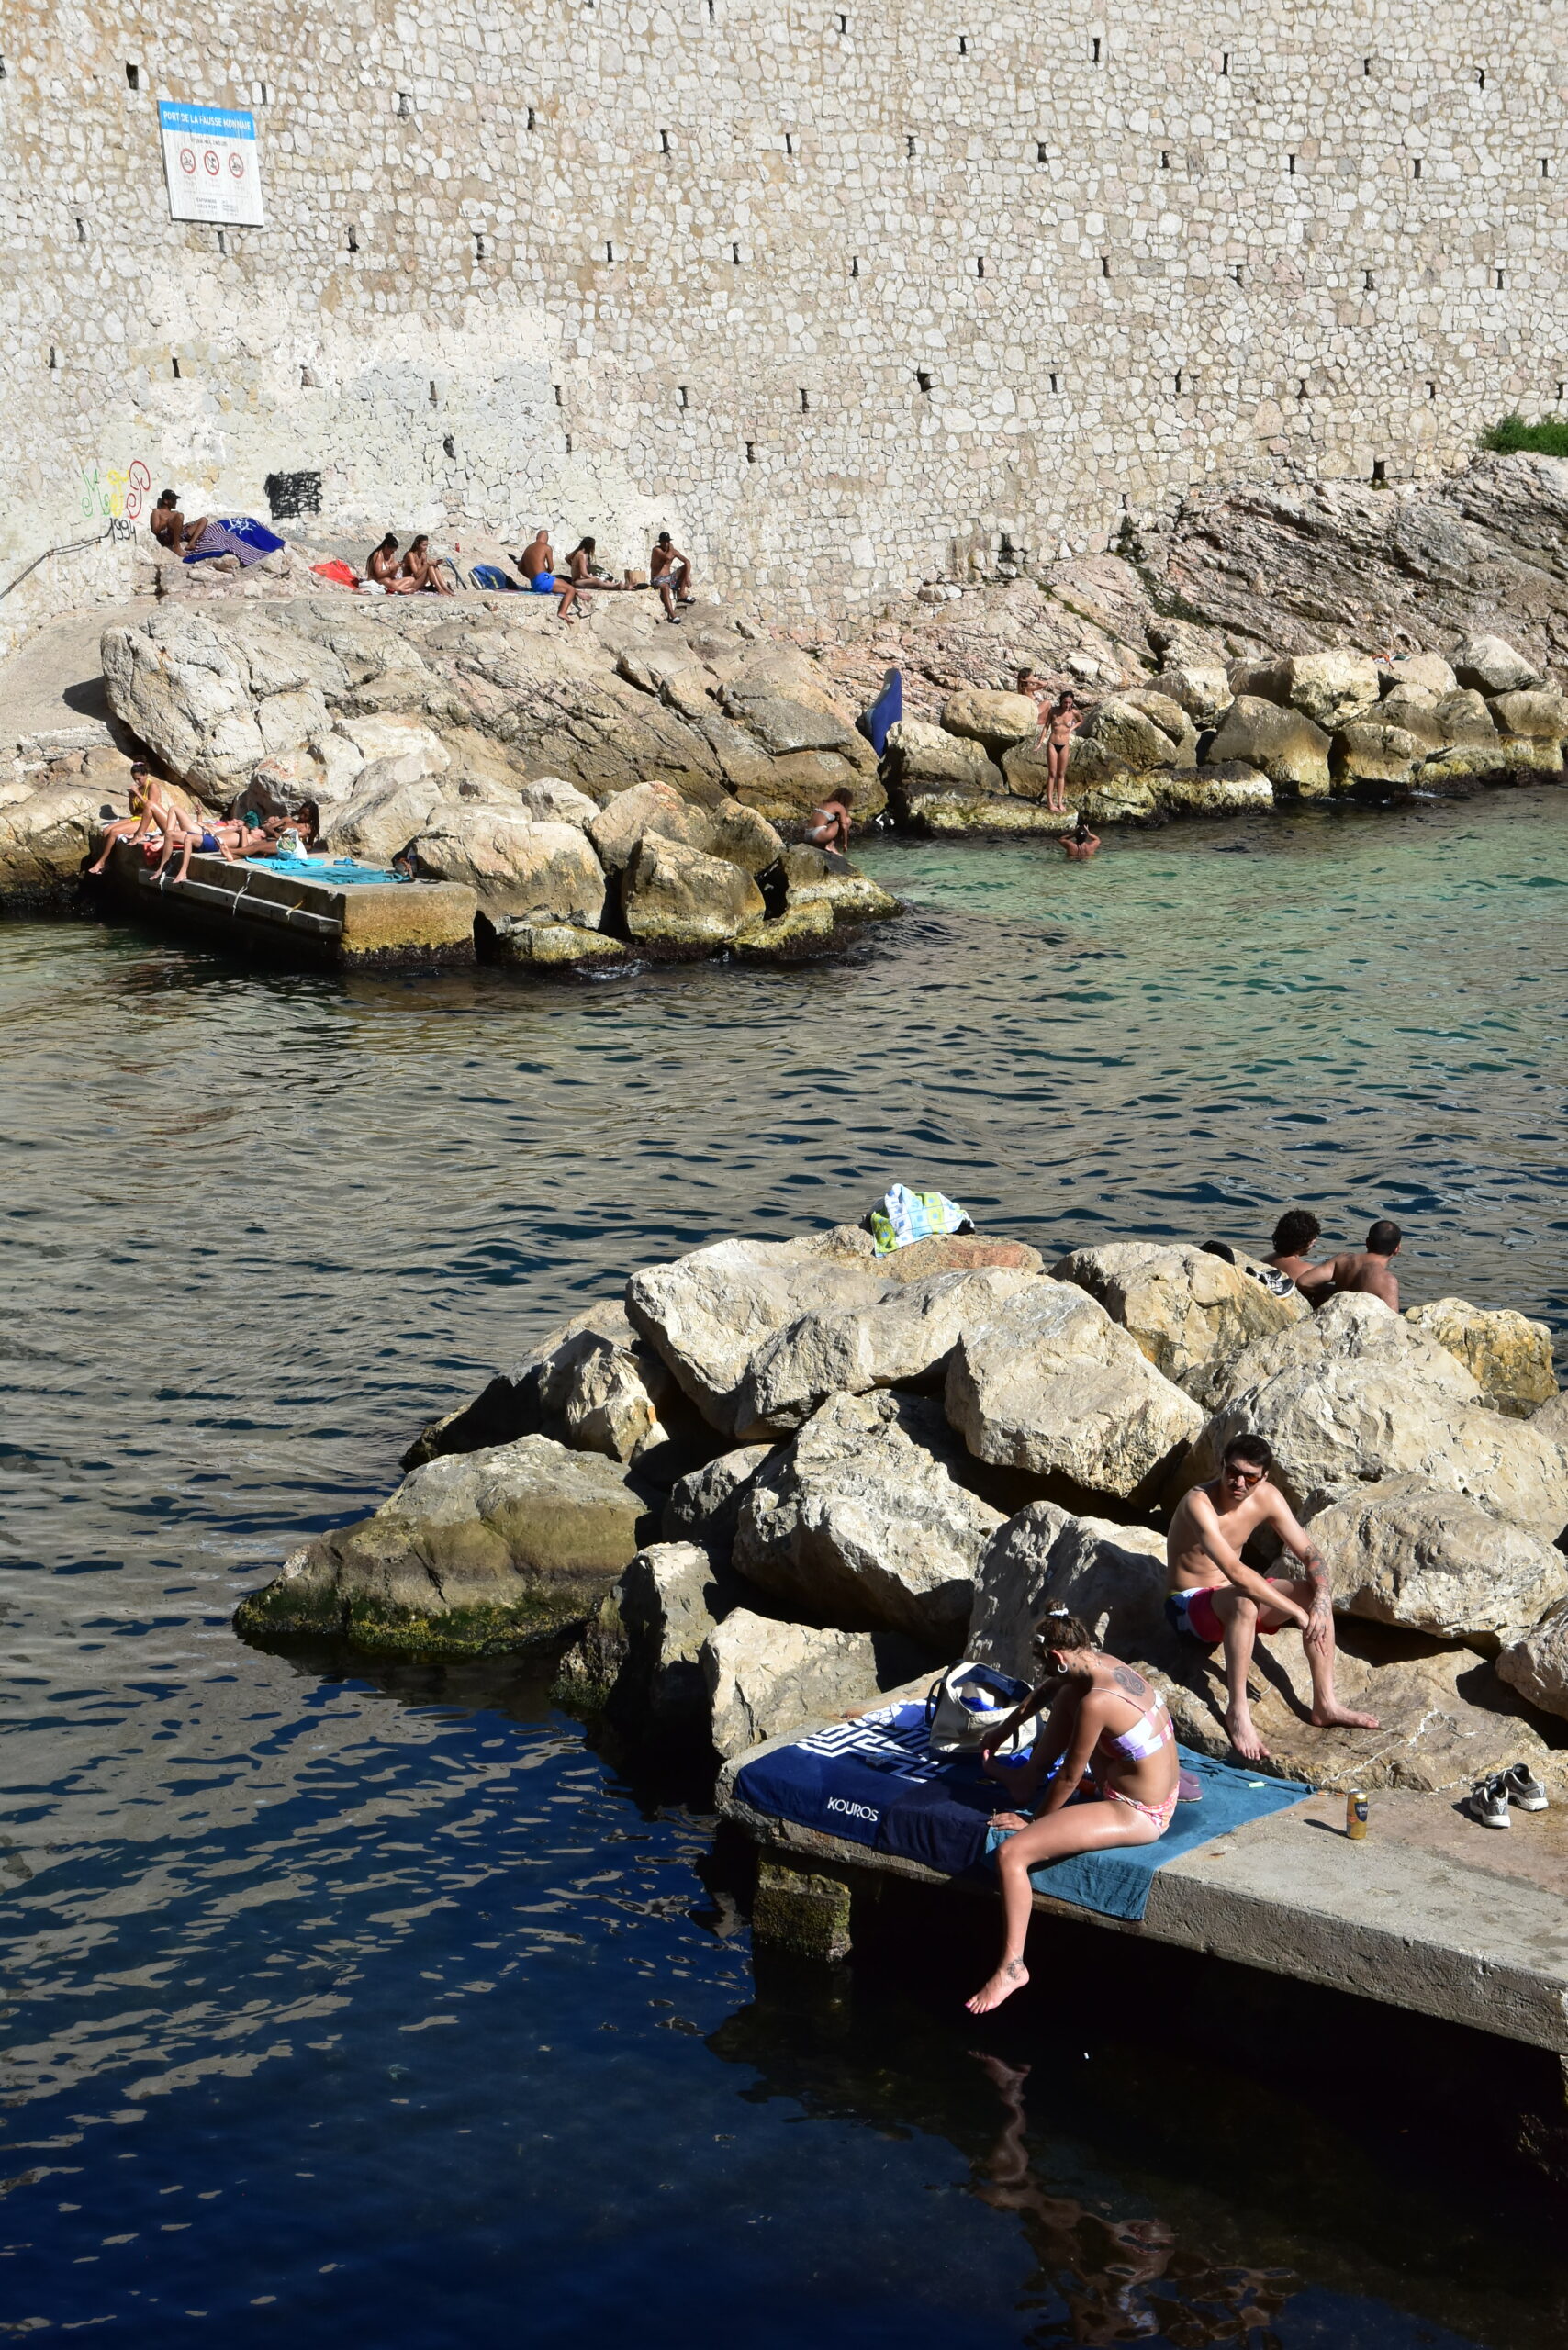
[311,558,360,587]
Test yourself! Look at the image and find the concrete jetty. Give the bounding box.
[720,1723,1568,2060]
[102,838,477,969]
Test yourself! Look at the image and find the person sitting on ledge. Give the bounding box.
[86,763,179,872]
[967,1609,1180,2015]
[650,532,693,619]
[1059,812,1099,861]
[398,533,453,595]
[1323,1218,1403,1310]
[149,489,210,557]
[1166,1432,1379,1762]
[803,788,853,856]
[556,537,621,621]
[519,528,557,594]
[367,534,420,593]
[1264,1208,1334,1299]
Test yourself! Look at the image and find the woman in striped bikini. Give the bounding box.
[967,1607,1179,2015]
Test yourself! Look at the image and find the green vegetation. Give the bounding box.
[1480,412,1568,458]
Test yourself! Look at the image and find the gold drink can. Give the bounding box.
[1346,1790,1369,1840]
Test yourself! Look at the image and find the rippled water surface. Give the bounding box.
[3,790,1567,2344]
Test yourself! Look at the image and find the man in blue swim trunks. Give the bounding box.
[1165,1434,1378,1762]
[519,527,556,593]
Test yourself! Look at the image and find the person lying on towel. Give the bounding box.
[967,1611,1179,2016]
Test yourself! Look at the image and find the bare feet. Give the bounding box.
[1311,1702,1380,1730]
[966,1955,1030,2015]
[1224,1703,1271,1762]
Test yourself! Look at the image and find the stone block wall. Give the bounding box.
[2,0,1565,655]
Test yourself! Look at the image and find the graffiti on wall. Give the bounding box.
[77,459,151,525]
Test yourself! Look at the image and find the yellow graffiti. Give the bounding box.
[77,459,151,522]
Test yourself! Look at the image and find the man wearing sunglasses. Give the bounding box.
[1166,1434,1378,1762]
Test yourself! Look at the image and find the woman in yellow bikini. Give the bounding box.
[967,1607,1178,2015]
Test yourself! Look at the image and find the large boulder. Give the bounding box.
[1151,665,1233,726]
[968,1501,1169,1679]
[1080,697,1179,771]
[1497,1601,1568,1723]
[1204,697,1331,797]
[412,812,606,926]
[1151,765,1273,815]
[233,1435,659,1653]
[663,1443,777,1565]
[1176,1294,1568,1539]
[588,779,690,872]
[1,783,124,904]
[1381,653,1457,699]
[1405,1298,1558,1418]
[1123,689,1199,766]
[519,777,600,826]
[1049,1241,1306,1406]
[734,1389,1004,1647]
[778,843,900,923]
[1278,651,1382,732]
[885,719,1004,795]
[1451,634,1542,695]
[626,1230,891,1437]
[100,608,344,799]
[939,689,1040,757]
[324,770,446,865]
[400,1297,692,1469]
[1489,688,1568,741]
[733,1265,1036,1436]
[1330,722,1419,791]
[702,1607,932,1760]
[946,1279,1204,1506]
[615,1539,737,1734]
[1376,687,1450,754]
[1306,1477,1568,1651]
[621,833,766,952]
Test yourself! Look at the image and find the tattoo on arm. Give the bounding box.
[1112,1664,1148,1697]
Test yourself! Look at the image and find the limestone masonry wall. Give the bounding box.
[4,0,1567,656]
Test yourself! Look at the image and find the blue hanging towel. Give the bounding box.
[859,666,903,755]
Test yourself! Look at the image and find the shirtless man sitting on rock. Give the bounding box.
[1166,1433,1379,1762]
[1323,1218,1403,1310]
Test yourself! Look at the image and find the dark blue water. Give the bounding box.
[3,790,1567,2344]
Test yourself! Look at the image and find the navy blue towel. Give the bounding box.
[859,667,903,755]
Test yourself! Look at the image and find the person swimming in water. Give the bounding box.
[1059,811,1099,860]
[966,1609,1180,2015]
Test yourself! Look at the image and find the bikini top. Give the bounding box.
[1098,1689,1174,1763]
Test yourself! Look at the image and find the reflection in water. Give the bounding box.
[968,2054,1286,2346]
[1,791,1566,2340]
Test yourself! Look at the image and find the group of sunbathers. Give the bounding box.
[516,528,695,621]
[967,1417,1380,2013]
[963,1199,1410,2014]
[87,765,318,885]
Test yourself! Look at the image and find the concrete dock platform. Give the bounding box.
[102,838,477,968]
[720,1729,1568,2057]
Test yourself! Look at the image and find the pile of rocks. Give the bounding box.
[235,1223,1568,1796]
[886,636,1568,834]
[0,595,898,959]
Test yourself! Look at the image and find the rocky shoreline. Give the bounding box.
[235,1220,1568,1798]
[6,450,1568,959]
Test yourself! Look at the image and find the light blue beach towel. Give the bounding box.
[868,1184,974,1255]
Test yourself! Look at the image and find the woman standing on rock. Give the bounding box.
[967,1609,1178,2016]
[1039,690,1081,813]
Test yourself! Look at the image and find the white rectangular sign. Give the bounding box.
[159,101,265,227]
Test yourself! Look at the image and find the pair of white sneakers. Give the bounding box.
[1465,1762,1549,1829]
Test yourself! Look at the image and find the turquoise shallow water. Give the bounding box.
[1,787,1566,2344]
